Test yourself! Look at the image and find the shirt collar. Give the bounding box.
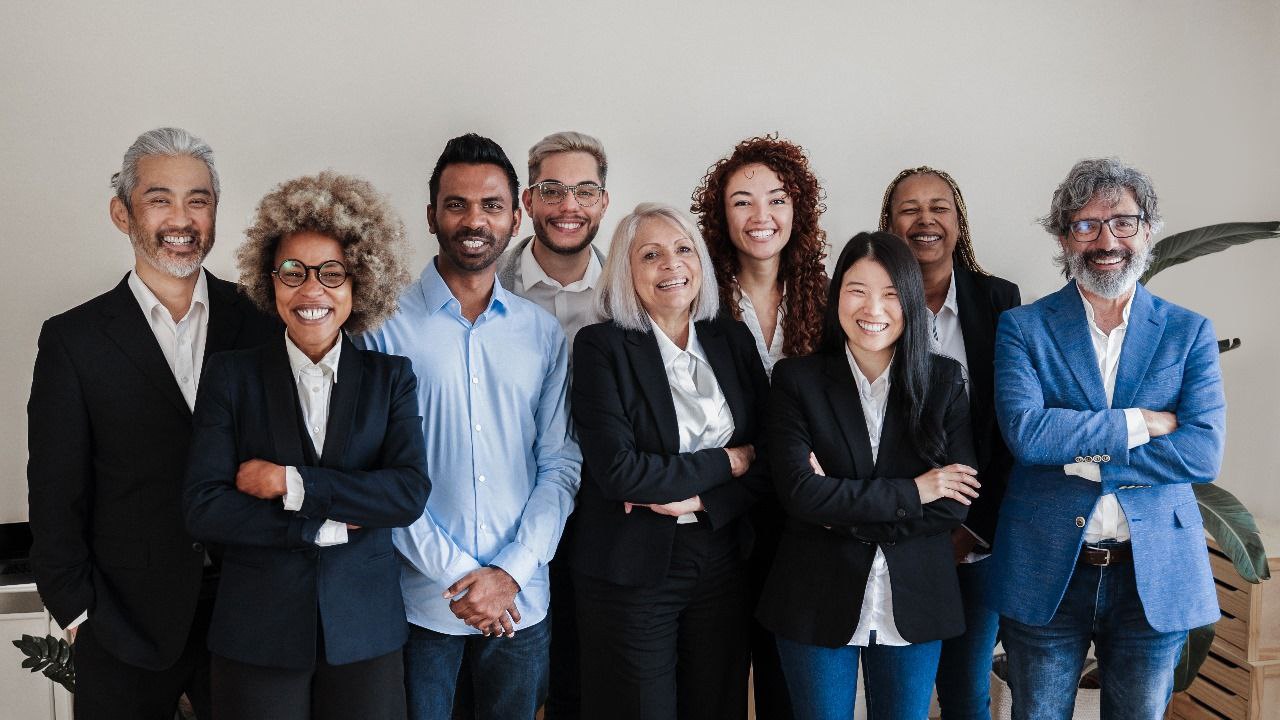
[419,255,510,317]
[518,236,601,293]
[284,329,341,383]
[844,344,892,399]
[651,316,708,371]
[941,269,959,316]
[1076,282,1135,334]
[128,268,209,324]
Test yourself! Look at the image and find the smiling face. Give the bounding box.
[1061,188,1153,299]
[274,230,352,361]
[428,163,520,273]
[110,154,216,279]
[723,163,793,264]
[889,172,960,272]
[838,256,904,372]
[630,217,702,322]
[522,151,608,256]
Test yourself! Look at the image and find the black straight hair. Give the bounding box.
[427,133,520,207]
[821,231,946,466]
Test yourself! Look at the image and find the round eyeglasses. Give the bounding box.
[531,181,605,207]
[272,259,349,288]
[1068,213,1145,243]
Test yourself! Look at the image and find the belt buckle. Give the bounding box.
[1095,547,1112,567]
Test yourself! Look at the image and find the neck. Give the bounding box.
[921,257,953,314]
[291,331,340,364]
[736,254,783,294]
[650,307,692,349]
[847,342,892,383]
[1079,282,1134,335]
[134,260,200,322]
[531,238,592,286]
[437,256,497,323]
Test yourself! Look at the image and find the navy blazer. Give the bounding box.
[989,281,1226,632]
[184,334,429,669]
[569,317,771,587]
[757,352,975,647]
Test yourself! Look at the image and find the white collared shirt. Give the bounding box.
[736,287,786,377]
[281,332,348,546]
[127,269,209,410]
[843,347,910,647]
[513,238,602,349]
[652,319,735,523]
[1065,286,1151,543]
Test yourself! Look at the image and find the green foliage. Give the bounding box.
[1173,624,1216,692]
[1196,483,1272,583]
[11,633,75,693]
[1141,221,1280,285]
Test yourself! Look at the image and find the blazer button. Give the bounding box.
[896,508,907,518]
[1074,456,1085,463]
[1075,516,1086,528]
[1102,454,1111,462]
[1091,455,1103,463]
[191,542,204,553]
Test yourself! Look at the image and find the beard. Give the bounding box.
[129,222,213,279]
[439,226,511,272]
[531,213,599,256]
[1067,243,1153,299]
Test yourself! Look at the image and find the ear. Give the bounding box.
[510,206,523,237]
[109,196,132,235]
[599,189,610,215]
[426,204,438,235]
[521,186,534,214]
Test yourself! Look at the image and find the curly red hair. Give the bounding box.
[691,134,828,358]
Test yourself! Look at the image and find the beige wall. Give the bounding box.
[3,2,1278,531]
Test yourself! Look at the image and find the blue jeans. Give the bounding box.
[934,557,1002,720]
[999,546,1185,720]
[403,618,550,720]
[776,634,942,720]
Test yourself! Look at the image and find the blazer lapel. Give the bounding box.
[204,270,247,359]
[1113,285,1164,410]
[953,267,992,402]
[263,339,308,468]
[320,334,362,469]
[627,327,680,454]
[695,320,748,435]
[1045,282,1109,410]
[823,354,875,479]
[100,275,191,417]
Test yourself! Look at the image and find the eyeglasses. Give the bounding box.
[531,181,605,207]
[272,259,349,288]
[1067,213,1146,243]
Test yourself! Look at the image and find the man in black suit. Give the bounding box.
[27,127,278,719]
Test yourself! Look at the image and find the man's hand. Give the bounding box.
[1141,409,1178,438]
[444,567,521,637]
[950,527,980,564]
[725,444,755,477]
[236,459,287,499]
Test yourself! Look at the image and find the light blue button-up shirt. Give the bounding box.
[357,257,581,635]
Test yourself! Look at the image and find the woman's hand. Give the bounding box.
[235,459,287,499]
[725,444,756,477]
[914,464,980,505]
[623,496,704,516]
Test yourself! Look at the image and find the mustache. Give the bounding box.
[1082,247,1132,263]
[453,229,497,243]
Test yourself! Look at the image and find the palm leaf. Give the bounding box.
[1141,221,1279,284]
[1195,483,1271,583]
[1173,623,1216,692]
[10,634,75,693]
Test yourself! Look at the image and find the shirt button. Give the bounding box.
[480,523,487,531]
[311,386,319,393]
[472,375,479,384]
[895,508,907,518]
[180,376,189,384]
[478,475,486,483]
[191,542,204,553]
[474,424,482,432]
[1075,516,1086,528]
[312,426,321,434]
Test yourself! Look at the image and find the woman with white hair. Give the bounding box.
[569,203,771,719]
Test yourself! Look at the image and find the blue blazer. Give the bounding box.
[987,281,1225,633]
[184,334,430,669]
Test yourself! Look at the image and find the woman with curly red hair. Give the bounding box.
[692,135,829,719]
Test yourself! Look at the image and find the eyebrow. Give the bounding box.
[730,187,786,198]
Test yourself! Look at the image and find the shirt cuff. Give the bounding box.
[65,610,88,632]
[315,520,348,546]
[283,466,305,511]
[1124,408,1151,449]
[1064,462,1101,482]
[489,542,537,591]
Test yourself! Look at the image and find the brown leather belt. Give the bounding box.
[1079,543,1132,567]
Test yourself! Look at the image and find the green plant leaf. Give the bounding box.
[1195,483,1271,583]
[1173,624,1216,692]
[1141,221,1280,285]
[1217,339,1241,354]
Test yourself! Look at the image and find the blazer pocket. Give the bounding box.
[1174,500,1204,529]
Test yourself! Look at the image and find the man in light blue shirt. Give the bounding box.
[359,133,581,720]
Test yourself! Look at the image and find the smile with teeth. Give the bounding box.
[296,307,332,322]
[657,277,688,290]
[460,239,488,250]
[747,229,776,239]
[910,234,941,243]
[162,234,195,246]
[551,219,585,232]
[856,320,889,333]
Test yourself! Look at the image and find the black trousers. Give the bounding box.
[74,584,214,720]
[210,646,405,720]
[543,519,580,720]
[576,520,751,720]
[747,501,794,720]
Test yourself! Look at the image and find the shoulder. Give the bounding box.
[928,353,967,385]
[41,277,130,333]
[700,315,754,346]
[1145,289,1207,327]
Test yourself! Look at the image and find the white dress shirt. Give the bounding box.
[1065,286,1151,543]
[843,347,910,647]
[514,238,602,350]
[736,287,786,377]
[281,333,349,546]
[652,319,736,523]
[127,270,209,410]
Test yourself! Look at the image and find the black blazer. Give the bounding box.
[569,317,771,587]
[757,352,977,647]
[952,266,1021,547]
[183,334,429,670]
[26,272,278,671]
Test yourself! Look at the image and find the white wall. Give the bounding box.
[3,1,1278,529]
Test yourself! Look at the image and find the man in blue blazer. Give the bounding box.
[988,158,1226,719]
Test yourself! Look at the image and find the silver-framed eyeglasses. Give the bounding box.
[272,259,349,288]
[1068,212,1146,243]
[531,181,605,207]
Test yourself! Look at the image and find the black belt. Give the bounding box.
[1079,543,1131,567]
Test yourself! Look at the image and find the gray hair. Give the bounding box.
[596,202,720,331]
[112,127,220,208]
[528,131,608,185]
[1040,157,1163,237]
